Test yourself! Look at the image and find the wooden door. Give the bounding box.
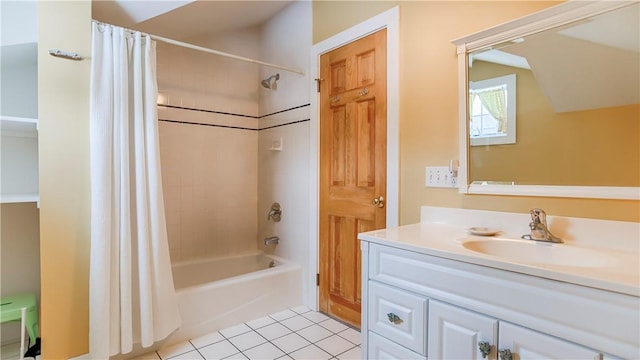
[319,29,387,328]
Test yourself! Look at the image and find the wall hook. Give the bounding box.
[48,49,83,61]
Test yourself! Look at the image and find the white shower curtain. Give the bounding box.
[89,22,180,358]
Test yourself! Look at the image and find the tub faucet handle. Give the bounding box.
[267,202,282,222]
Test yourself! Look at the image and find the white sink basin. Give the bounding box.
[461,238,614,268]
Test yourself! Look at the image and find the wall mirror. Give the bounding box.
[452,1,639,200]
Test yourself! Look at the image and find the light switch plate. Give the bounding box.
[426,166,457,188]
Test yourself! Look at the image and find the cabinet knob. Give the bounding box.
[478,341,491,359]
[386,312,403,325]
[498,348,512,360]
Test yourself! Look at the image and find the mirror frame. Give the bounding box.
[452,1,639,200]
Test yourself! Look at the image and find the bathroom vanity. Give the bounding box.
[358,207,639,360]
[357,2,639,358]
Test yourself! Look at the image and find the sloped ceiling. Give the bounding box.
[505,30,639,113]
[498,3,639,113]
[92,0,293,41]
[92,0,195,27]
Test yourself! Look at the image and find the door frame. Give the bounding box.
[308,6,400,310]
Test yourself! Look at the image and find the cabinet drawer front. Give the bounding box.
[368,331,427,360]
[369,281,427,355]
[499,322,601,360]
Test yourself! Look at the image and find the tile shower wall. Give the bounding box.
[156,1,314,313]
[257,1,313,307]
[159,122,257,261]
[258,107,310,265]
[156,29,261,262]
[157,26,261,116]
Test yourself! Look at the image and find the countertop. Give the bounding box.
[358,221,640,297]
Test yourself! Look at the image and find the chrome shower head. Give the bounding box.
[261,73,280,90]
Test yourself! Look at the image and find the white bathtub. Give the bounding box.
[166,251,302,344]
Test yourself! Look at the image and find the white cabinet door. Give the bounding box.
[499,322,601,360]
[428,300,498,360]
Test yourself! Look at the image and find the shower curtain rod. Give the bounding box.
[150,34,305,76]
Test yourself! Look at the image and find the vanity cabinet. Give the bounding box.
[428,300,599,360]
[361,241,638,360]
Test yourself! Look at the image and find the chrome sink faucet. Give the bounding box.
[522,208,563,243]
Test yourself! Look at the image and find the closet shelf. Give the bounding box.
[0,194,39,204]
[1,116,38,138]
[1,115,38,123]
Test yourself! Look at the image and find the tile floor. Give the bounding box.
[131,306,361,360]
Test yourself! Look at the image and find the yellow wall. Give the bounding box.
[38,1,92,358]
[313,0,639,224]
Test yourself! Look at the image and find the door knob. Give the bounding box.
[372,196,385,208]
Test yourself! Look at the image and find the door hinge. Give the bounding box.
[314,78,323,93]
[316,273,320,286]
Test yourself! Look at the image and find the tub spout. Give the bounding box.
[264,236,280,246]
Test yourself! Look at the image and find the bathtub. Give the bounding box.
[166,250,302,344]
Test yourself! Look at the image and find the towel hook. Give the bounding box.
[48,49,83,61]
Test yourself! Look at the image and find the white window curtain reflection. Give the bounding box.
[477,87,507,133]
[469,74,516,146]
[89,21,180,358]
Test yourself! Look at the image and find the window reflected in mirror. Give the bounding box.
[469,74,516,146]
